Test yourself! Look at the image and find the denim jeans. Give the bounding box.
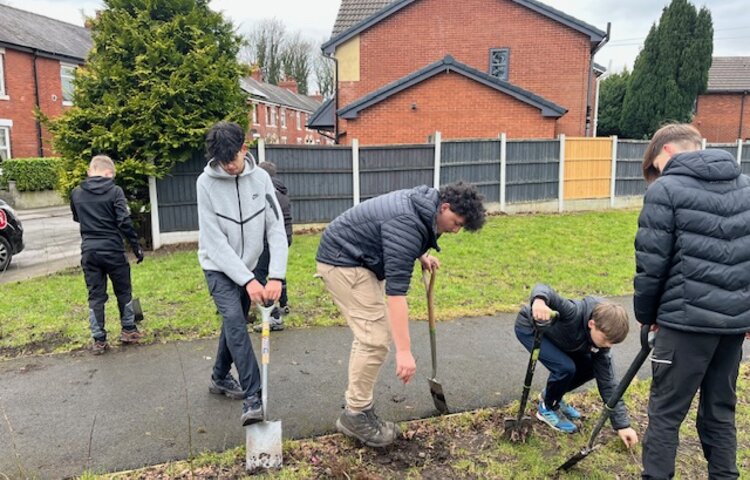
[204,270,260,398]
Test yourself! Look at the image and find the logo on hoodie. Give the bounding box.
[252,193,259,200]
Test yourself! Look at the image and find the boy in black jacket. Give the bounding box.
[70,155,144,354]
[252,161,293,331]
[514,284,638,448]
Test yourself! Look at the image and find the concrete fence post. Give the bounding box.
[737,139,743,166]
[558,134,566,213]
[610,136,618,208]
[352,139,360,206]
[433,131,442,188]
[500,132,507,212]
[258,139,266,163]
[148,176,161,250]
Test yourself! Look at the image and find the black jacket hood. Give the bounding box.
[82,176,116,195]
[662,149,740,182]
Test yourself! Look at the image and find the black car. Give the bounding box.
[0,199,24,271]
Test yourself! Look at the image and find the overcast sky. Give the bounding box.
[5,0,748,73]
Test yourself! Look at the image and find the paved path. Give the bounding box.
[1,297,748,478]
[0,205,80,284]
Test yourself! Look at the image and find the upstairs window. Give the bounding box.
[280,108,287,129]
[489,48,510,81]
[0,49,7,98]
[61,64,76,105]
[252,103,258,124]
[296,111,301,130]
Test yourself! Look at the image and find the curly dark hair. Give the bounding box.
[206,121,245,164]
[439,181,486,231]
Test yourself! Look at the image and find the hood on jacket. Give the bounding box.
[82,176,116,195]
[271,176,288,195]
[204,152,258,179]
[409,185,441,252]
[662,149,740,182]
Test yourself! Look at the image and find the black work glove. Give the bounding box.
[133,243,144,264]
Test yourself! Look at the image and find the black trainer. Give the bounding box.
[209,373,244,400]
[241,393,264,426]
[336,405,400,447]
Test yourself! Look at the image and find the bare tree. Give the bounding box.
[281,32,313,94]
[314,51,335,99]
[242,18,286,85]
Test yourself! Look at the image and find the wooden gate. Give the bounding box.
[564,137,613,200]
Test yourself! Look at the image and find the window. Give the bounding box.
[280,108,287,129]
[0,125,11,161]
[296,111,301,130]
[281,136,287,144]
[0,48,7,99]
[266,106,277,126]
[60,64,76,105]
[489,48,510,81]
[252,103,258,124]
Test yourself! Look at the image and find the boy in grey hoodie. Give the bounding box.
[197,121,288,426]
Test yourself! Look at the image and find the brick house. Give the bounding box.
[308,0,609,145]
[692,57,750,143]
[0,4,91,160]
[243,72,330,145]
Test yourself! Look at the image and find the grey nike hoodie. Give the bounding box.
[197,153,288,286]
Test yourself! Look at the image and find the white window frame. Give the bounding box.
[0,121,12,161]
[0,48,8,100]
[60,63,76,106]
[280,108,287,129]
[266,105,277,127]
[252,103,258,125]
[296,111,301,130]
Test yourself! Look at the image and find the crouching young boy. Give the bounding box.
[514,284,638,448]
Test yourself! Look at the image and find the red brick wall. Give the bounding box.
[692,93,750,142]
[0,48,73,158]
[249,101,331,145]
[343,72,557,145]
[337,0,595,142]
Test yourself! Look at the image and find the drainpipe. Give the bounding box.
[332,56,340,144]
[739,91,747,140]
[586,22,610,137]
[32,49,44,157]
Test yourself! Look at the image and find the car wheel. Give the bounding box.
[0,236,11,272]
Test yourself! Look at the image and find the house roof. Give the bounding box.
[706,57,750,92]
[0,4,91,62]
[307,97,336,130]
[325,0,606,54]
[338,55,567,119]
[240,77,323,113]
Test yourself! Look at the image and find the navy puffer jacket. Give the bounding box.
[634,149,750,334]
[316,186,440,296]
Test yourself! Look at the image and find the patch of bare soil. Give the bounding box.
[0,330,70,359]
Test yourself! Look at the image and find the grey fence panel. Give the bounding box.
[615,140,648,196]
[266,145,354,223]
[506,140,559,203]
[441,140,501,203]
[743,141,750,176]
[156,151,206,233]
[360,145,434,200]
[706,143,740,159]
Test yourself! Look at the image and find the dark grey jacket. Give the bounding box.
[516,284,630,430]
[316,185,440,296]
[634,149,750,334]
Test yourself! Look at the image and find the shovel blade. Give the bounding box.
[246,420,283,471]
[503,416,534,443]
[428,378,449,414]
[557,445,599,472]
[132,298,144,323]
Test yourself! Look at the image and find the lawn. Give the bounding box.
[0,209,640,358]
[80,365,750,479]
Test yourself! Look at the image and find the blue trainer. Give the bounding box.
[558,398,581,420]
[537,401,577,434]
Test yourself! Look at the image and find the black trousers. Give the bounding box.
[642,326,744,480]
[81,250,135,340]
[205,270,260,399]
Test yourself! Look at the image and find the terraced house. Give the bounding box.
[309,0,610,145]
[0,4,91,160]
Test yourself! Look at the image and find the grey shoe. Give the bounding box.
[209,373,244,400]
[336,405,400,447]
[253,313,284,332]
[241,393,264,426]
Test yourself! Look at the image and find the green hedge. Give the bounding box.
[0,157,63,191]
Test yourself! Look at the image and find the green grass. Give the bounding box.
[83,365,750,479]
[0,209,640,358]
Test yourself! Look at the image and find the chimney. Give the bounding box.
[250,66,263,82]
[279,78,298,94]
[310,94,323,102]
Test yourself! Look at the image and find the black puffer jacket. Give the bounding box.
[634,149,750,334]
[316,185,440,296]
[271,176,293,245]
[70,176,139,253]
[516,284,630,430]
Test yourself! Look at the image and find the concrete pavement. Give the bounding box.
[0,205,81,284]
[1,297,748,478]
